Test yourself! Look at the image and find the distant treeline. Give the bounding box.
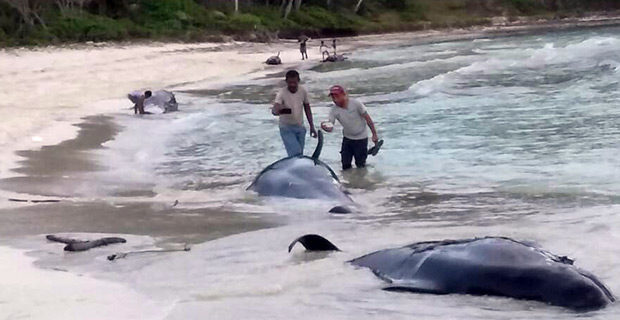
[1,0,619,46]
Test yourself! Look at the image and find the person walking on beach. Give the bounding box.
[272,70,317,157]
[332,39,337,55]
[299,37,309,60]
[321,85,381,170]
[320,40,329,61]
[133,90,152,115]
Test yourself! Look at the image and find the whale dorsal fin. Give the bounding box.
[288,234,339,252]
[311,130,324,160]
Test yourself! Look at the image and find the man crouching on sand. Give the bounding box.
[321,85,379,170]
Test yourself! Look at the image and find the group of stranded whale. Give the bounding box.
[75,46,615,313]
[249,131,615,311]
[43,126,615,311]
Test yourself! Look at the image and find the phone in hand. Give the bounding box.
[280,108,292,114]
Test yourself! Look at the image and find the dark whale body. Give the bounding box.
[248,132,353,211]
[289,235,615,310]
[248,156,350,203]
[266,52,282,65]
[323,54,347,62]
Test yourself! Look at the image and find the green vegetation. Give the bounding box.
[1,0,619,46]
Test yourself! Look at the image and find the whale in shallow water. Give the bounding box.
[289,235,615,310]
[128,90,178,114]
[266,52,282,65]
[248,132,353,213]
[323,54,347,63]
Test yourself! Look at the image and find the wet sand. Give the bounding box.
[0,201,280,245]
[0,115,280,243]
[0,116,120,197]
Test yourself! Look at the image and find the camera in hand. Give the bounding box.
[280,108,292,114]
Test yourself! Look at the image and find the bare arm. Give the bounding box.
[363,113,378,142]
[304,103,317,137]
[272,103,282,116]
[137,97,145,114]
[321,109,336,132]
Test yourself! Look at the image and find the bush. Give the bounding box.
[226,13,262,32]
[504,0,542,14]
[50,11,129,41]
[136,0,211,26]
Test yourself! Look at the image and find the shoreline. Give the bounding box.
[2,10,620,50]
[1,17,619,233]
[334,12,620,49]
[1,15,618,209]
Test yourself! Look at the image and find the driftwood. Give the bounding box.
[9,198,60,203]
[107,245,191,261]
[46,235,127,252]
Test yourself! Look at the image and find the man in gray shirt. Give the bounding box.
[272,70,317,157]
[321,85,379,170]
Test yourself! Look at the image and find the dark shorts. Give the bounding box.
[341,137,368,170]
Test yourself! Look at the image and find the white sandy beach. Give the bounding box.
[0,40,314,181]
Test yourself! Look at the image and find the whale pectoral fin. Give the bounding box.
[288,234,340,252]
[383,285,449,295]
[382,279,449,295]
[379,277,448,295]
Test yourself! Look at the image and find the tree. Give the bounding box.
[354,0,363,13]
[282,0,302,19]
[55,0,94,15]
[1,0,47,28]
[282,0,293,18]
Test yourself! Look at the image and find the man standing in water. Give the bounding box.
[320,40,329,61]
[299,37,309,60]
[321,85,380,170]
[272,70,317,157]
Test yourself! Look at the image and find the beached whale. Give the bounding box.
[128,90,178,114]
[323,54,347,63]
[266,52,282,65]
[289,235,615,311]
[247,132,353,213]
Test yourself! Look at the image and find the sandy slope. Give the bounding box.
[0,40,306,178]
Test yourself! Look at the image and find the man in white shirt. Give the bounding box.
[321,85,380,170]
[132,90,152,114]
[272,70,317,157]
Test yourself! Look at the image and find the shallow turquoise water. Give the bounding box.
[98,27,620,318]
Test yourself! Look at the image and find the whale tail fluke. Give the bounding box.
[288,234,340,252]
[311,130,324,160]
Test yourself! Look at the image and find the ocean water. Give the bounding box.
[7,27,620,319]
